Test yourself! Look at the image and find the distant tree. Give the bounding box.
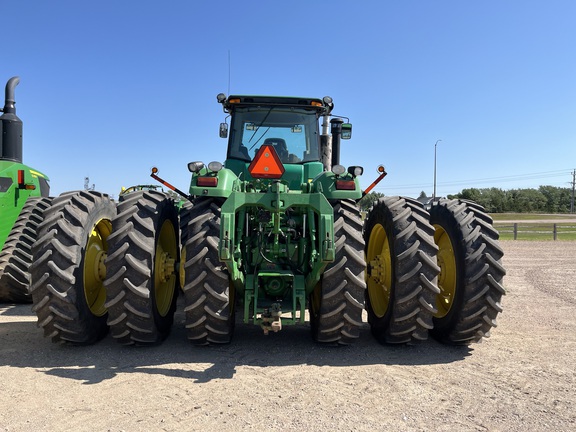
[455,188,493,209]
[539,185,572,213]
[451,185,572,213]
[417,191,429,201]
[453,187,513,212]
[358,191,384,211]
[458,188,482,203]
[557,188,572,213]
[484,188,507,213]
[518,189,546,212]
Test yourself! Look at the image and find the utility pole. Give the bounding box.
[571,169,575,214]
[433,139,441,202]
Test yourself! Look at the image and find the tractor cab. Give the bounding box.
[218,95,341,190]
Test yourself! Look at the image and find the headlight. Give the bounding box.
[348,166,364,177]
[188,161,205,173]
[331,164,346,176]
[208,161,223,172]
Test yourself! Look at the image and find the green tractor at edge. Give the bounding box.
[0,77,51,303]
[29,93,505,347]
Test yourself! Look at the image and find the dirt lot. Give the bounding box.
[1,241,575,432]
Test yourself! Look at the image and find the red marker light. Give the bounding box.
[336,180,356,190]
[197,177,218,187]
[17,170,25,185]
[248,145,285,179]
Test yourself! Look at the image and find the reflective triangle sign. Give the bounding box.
[248,144,285,179]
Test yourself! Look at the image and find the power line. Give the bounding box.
[374,168,574,192]
[438,172,570,187]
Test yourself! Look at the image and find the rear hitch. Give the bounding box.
[261,303,282,335]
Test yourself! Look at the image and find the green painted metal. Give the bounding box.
[0,161,49,251]
[223,159,325,192]
[188,166,240,198]
[184,94,362,329]
[189,166,363,328]
[310,170,363,200]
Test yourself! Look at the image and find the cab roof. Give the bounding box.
[221,95,333,114]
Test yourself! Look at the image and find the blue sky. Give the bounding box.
[3,0,575,198]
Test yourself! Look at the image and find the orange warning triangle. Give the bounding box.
[248,144,285,179]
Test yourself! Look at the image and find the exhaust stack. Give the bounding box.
[0,76,23,163]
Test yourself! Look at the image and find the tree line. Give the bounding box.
[448,186,573,213]
[358,186,574,213]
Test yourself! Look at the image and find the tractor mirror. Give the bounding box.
[219,122,228,138]
[341,123,352,140]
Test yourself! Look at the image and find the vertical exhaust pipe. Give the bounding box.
[0,76,23,163]
[330,117,343,168]
[320,113,332,171]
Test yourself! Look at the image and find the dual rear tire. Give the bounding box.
[363,196,505,345]
[30,190,179,345]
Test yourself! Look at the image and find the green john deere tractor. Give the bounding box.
[0,77,51,303]
[29,93,505,347]
[119,184,163,200]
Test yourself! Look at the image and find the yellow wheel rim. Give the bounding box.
[83,218,112,317]
[154,219,177,317]
[366,223,393,318]
[433,225,457,318]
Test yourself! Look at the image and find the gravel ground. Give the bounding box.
[1,241,575,432]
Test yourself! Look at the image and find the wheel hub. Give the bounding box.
[93,250,107,282]
[433,224,457,318]
[437,251,453,308]
[366,223,393,319]
[369,255,388,288]
[83,218,112,317]
[158,251,175,283]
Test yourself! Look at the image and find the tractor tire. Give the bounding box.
[29,191,115,344]
[180,197,234,345]
[363,196,440,344]
[178,199,194,251]
[0,197,52,303]
[310,199,366,345]
[429,198,506,344]
[105,191,179,345]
